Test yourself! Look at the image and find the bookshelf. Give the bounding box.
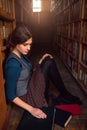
[0,0,15,129]
[51,0,87,94]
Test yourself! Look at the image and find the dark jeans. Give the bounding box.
[40,57,67,96]
[39,57,82,106]
[17,107,54,130]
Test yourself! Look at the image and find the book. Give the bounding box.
[56,104,82,115]
[53,108,72,128]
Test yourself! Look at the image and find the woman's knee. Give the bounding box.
[40,57,55,73]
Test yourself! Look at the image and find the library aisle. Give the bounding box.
[5,45,87,130]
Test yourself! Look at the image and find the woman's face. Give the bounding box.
[15,37,32,56]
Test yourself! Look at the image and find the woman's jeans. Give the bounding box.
[40,57,67,96]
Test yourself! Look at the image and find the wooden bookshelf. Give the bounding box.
[0,0,15,129]
[51,0,87,94]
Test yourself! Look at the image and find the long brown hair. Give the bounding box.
[8,24,32,49]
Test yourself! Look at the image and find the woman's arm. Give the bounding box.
[39,53,53,64]
[13,97,47,119]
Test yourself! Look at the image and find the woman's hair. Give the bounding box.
[8,24,32,48]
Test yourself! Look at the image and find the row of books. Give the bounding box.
[0,0,13,19]
[70,0,82,21]
[81,45,87,66]
[60,47,87,90]
[81,22,87,43]
[55,30,79,59]
[57,22,81,40]
[61,25,68,36]
[55,35,87,91]
[52,0,87,93]
[54,0,82,20]
[79,67,87,89]
[61,37,68,50]
[60,50,78,79]
[54,37,87,89]
[0,20,13,46]
[82,0,87,19]
[69,22,81,40]
[55,11,69,24]
[54,34,79,59]
[60,48,67,63]
[54,0,87,22]
[52,0,69,16]
[56,24,68,37]
[52,0,82,15]
[67,57,78,79]
[67,39,74,53]
[64,40,79,59]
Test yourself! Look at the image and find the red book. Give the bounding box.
[56,104,82,115]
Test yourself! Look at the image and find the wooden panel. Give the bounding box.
[0,50,6,129]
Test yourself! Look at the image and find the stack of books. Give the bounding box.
[53,104,82,128]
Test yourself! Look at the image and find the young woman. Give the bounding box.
[4,24,82,120]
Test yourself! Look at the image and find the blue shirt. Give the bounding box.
[5,55,32,102]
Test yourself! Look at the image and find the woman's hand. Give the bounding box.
[39,53,53,64]
[29,107,47,119]
[13,97,47,119]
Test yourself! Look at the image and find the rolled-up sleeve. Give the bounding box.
[5,58,22,102]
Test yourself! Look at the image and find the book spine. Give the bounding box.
[52,108,56,130]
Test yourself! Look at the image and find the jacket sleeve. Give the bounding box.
[5,58,22,102]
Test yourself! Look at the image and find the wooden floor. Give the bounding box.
[3,44,87,130]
